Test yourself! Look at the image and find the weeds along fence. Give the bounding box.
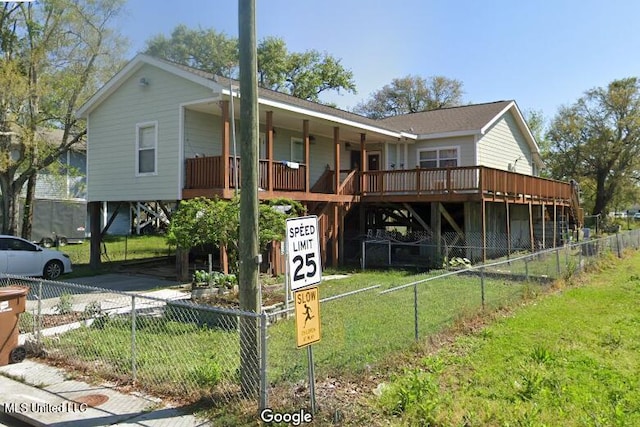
[0,276,267,410]
[1,230,639,413]
[263,230,640,411]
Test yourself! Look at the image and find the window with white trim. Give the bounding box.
[291,137,304,163]
[136,122,157,175]
[417,147,459,168]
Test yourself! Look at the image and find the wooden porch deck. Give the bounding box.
[184,156,578,210]
[361,166,573,204]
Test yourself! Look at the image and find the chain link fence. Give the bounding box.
[0,276,266,410]
[2,230,639,415]
[361,228,577,269]
[263,230,640,413]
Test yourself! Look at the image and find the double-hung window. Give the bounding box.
[418,147,459,168]
[136,122,157,175]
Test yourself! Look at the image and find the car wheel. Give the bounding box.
[58,237,68,246]
[43,260,63,280]
[41,238,54,248]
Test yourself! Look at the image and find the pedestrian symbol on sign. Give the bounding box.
[304,304,314,326]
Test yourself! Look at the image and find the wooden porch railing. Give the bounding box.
[362,166,574,203]
[186,158,575,205]
[185,156,307,192]
[185,156,223,189]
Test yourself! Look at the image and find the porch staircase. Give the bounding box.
[568,180,584,228]
[307,169,360,266]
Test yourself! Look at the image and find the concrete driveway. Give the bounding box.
[68,273,179,292]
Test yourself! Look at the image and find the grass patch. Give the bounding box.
[266,269,531,383]
[54,235,173,266]
[378,251,640,426]
[48,313,239,401]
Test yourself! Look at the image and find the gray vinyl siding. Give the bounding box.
[184,110,220,158]
[477,112,533,174]
[265,127,332,185]
[34,150,86,200]
[88,64,212,202]
[409,136,475,168]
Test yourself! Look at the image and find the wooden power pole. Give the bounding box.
[238,0,261,398]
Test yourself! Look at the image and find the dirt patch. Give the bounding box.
[20,312,85,333]
[116,258,178,280]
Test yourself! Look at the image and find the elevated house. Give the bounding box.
[76,54,582,272]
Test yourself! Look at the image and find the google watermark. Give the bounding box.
[259,408,313,425]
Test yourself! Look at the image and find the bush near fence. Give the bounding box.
[1,230,638,414]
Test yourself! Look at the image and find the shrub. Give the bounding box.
[190,361,222,387]
[19,311,34,333]
[54,292,73,315]
[379,369,441,424]
[83,301,102,318]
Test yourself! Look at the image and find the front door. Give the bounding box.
[367,152,381,192]
[368,152,381,171]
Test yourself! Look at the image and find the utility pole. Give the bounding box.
[238,0,261,398]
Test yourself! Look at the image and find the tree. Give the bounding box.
[144,24,237,77]
[0,0,126,237]
[546,78,640,215]
[354,75,464,119]
[523,109,553,177]
[166,197,303,274]
[144,27,356,103]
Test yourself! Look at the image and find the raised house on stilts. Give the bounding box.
[76,55,583,273]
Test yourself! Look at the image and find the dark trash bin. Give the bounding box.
[0,286,29,366]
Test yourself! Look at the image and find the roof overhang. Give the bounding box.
[416,129,479,140]
[213,87,408,143]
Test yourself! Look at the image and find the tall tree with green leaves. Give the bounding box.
[144,26,356,103]
[523,109,553,177]
[0,0,127,237]
[354,75,464,119]
[546,78,640,215]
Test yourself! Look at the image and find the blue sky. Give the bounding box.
[117,0,640,123]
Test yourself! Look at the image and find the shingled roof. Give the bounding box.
[156,56,400,133]
[378,101,514,135]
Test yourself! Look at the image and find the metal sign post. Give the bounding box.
[286,216,322,414]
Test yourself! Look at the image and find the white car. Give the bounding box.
[0,235,72,280]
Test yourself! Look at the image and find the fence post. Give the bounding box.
[480,267,486,310]
[578,242,583,272]
[616,233,621,258]
[131,295,137,381]
[361,240,366,271]
[413,283,419,341]
[260,312,268,411]
[555,247,561,276]
[37,281,43,344]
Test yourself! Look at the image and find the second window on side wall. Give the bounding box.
[136,122,157,175]
[418,147,459,168]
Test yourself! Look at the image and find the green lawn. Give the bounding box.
[35,241,627,413]
[44,267,535,402]
[52,235,174,277]
[378,250,640,426]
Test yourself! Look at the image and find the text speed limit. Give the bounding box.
[286,216,322,291]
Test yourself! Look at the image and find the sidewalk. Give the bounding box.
[0,360,211,427]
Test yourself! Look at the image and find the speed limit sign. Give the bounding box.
[286,216,322,291]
